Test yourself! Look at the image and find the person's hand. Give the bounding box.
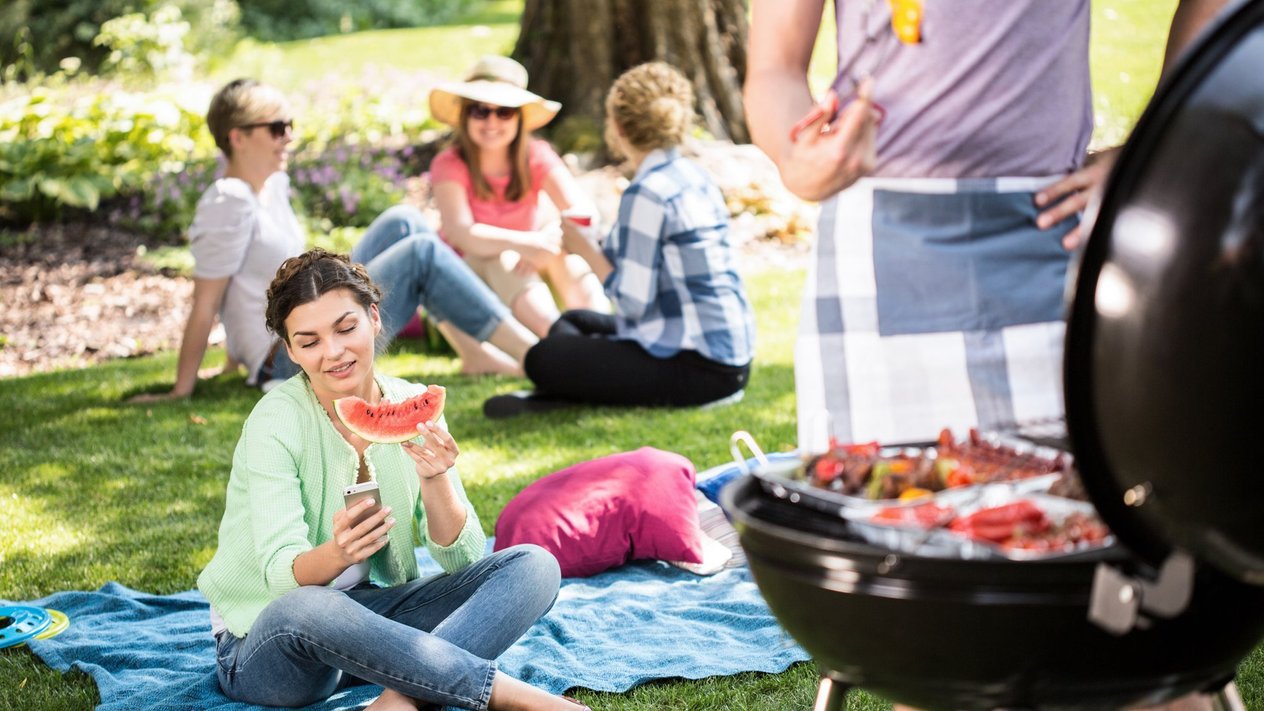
[1035,147,1120,251]
[330,497,395,565]
[127,388,192,404]
[401,421,459,481]
[197,357,240,380]
[128,357,242,403]
[196,364,231,380]
[515,228,563,275]
[779,81,881,202]
[560,217,599,255]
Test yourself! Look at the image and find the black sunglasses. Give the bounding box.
[239,119,294,138]
[468,103,519,121]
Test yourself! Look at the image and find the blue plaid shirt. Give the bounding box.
[602,148,755,366]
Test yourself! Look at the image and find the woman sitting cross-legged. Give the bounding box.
[130,77,536,405]
[483,62,756,419]
[198,248,587,711]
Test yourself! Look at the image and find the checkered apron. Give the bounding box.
[796,177,1077,448]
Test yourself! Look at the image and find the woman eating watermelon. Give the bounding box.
[131,77,538,405]
[197,248,588,711]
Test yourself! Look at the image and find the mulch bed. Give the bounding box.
[0,224,194,378]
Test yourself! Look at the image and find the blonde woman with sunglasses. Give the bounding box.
[428,56,608,353]
[131,78,539,402]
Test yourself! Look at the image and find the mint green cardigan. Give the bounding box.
[197,373,486,637]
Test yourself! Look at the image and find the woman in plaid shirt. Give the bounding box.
[485,62,755,419]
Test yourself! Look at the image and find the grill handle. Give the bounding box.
[730,431,770,474]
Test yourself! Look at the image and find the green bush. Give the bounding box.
[0,0,239,81]
[0,83,213,227]
[237,0,482,41]
[0,27,443,235]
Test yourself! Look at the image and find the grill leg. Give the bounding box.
[814,675,849,711]
[1209,681,1245,711]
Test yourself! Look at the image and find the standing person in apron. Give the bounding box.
[745,0,1228,448]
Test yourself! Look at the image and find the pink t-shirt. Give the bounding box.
[430,139,565,236]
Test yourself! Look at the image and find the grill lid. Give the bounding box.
[1065,0,1264,585]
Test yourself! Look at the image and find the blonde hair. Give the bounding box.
[606,62,694,152]
[206,78,289,158]
[452,99,532,203]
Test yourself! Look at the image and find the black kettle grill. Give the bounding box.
[722,2,1264,708]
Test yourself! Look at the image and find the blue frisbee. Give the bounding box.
[0,605,52,650]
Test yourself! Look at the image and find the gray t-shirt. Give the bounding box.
[834,0,1093,178]
[189,174,305,383]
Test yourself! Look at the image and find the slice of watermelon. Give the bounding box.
[333,384,446,443]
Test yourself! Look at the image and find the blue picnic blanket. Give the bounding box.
[10,540,808,710]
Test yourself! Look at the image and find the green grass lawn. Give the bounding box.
[213,0,523,90]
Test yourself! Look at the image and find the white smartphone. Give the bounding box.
[343,481,382,528]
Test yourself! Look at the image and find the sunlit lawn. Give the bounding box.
[215,0,523,90]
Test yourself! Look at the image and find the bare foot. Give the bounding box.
[460,342,524,377]
[365,688,425,711]
[437,321,527,377]
[488,671,591,710]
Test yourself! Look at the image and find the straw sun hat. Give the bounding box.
[428,55,561,132]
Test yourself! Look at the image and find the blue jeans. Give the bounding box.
[214,545,560,709]
[263,205,511,382]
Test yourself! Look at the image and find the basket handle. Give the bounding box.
[729,430,769,474]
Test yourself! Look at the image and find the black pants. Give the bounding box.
[524,310,750,407]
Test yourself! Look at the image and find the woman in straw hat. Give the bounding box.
[483,62,755,419]
[428,55,608,349]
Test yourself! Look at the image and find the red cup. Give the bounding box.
[562,211,593,227]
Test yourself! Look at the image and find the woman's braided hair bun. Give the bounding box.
[265,248,381,341]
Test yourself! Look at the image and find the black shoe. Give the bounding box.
[482,390,575,419]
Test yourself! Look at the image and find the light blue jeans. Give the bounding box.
[214,545,561,709]
[264,205,511,382]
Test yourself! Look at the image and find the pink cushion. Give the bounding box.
[493,447,703,577]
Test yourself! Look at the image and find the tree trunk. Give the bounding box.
[513,0,749,150]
